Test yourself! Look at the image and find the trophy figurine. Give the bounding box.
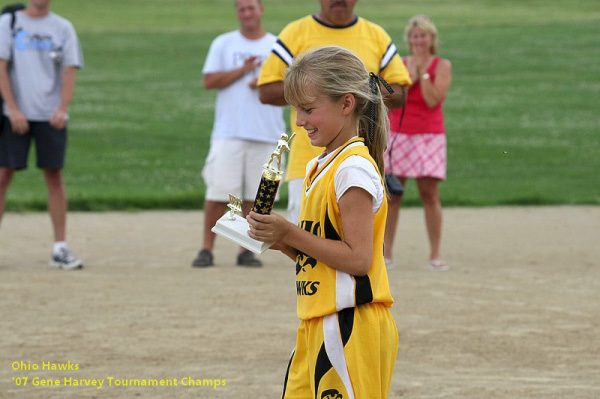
[211,132,295,254]
[226,194,243,220]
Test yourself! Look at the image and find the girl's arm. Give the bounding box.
[270,241,298,261]
[247,187,374,276]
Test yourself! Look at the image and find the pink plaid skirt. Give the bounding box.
[384,133,446,180]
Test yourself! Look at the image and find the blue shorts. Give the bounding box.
[0,117,67,170]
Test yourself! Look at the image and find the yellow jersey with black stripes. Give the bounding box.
[295,137,393,320]
[257,14,412,181]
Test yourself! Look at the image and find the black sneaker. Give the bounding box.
[192,249,214,267]
[236,250,262,267]
[49,247,83,270]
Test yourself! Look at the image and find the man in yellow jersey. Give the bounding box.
[258,0,411,224]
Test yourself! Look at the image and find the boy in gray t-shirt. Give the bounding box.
[0,0,84,269]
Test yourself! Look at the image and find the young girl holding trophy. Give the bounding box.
[247,46,397,399]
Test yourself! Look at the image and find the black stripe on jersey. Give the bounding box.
[355,275,374,305]
[281,349,295,399]
[313,310,355,398]
[338,307,355,345]
[314,344,333,399]
[323,207,341,241]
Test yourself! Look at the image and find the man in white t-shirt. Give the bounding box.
[192,0,285,268]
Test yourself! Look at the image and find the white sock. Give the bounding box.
[53,241,67,254]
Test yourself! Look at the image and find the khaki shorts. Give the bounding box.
[202,138,282,202]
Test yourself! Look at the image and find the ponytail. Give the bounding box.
[284,46,391,179]
[357,73,393,179]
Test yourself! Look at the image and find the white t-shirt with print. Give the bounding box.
[0,11,83,121]
[203,30,285,143]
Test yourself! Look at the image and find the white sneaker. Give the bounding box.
[49,247,83,270]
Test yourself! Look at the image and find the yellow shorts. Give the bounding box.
[282,303,398,399]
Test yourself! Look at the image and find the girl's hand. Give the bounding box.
[246,211,291,243]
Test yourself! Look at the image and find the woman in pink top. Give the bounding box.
[384,15,452,271]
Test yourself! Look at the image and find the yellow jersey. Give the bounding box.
[258,15,412,181]
[295,137,393,320]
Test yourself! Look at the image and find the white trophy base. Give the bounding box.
[211,213,273,255]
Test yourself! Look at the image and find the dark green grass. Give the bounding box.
[4,0,599,210]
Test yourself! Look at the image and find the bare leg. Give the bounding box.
[383,198,400,259]
[202,200,228,251]
[236,200,263,266]
[242,201,253,218]
[240,201,255,253]
[0,167,15,227]
[44,169,66,242]
[417,177,443,260]
[383,178,406,260]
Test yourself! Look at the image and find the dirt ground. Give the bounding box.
[0,206,598,399]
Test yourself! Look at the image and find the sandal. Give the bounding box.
[429,259,449,271]
[384,257,395,270]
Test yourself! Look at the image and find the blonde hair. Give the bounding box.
[283,46,389,178]
[404,14,439,55]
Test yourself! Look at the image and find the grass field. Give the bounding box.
[4,0,599,210]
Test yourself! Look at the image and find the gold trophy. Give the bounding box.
[211,133,295,254]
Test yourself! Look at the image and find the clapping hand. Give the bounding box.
[242,55,261,74]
